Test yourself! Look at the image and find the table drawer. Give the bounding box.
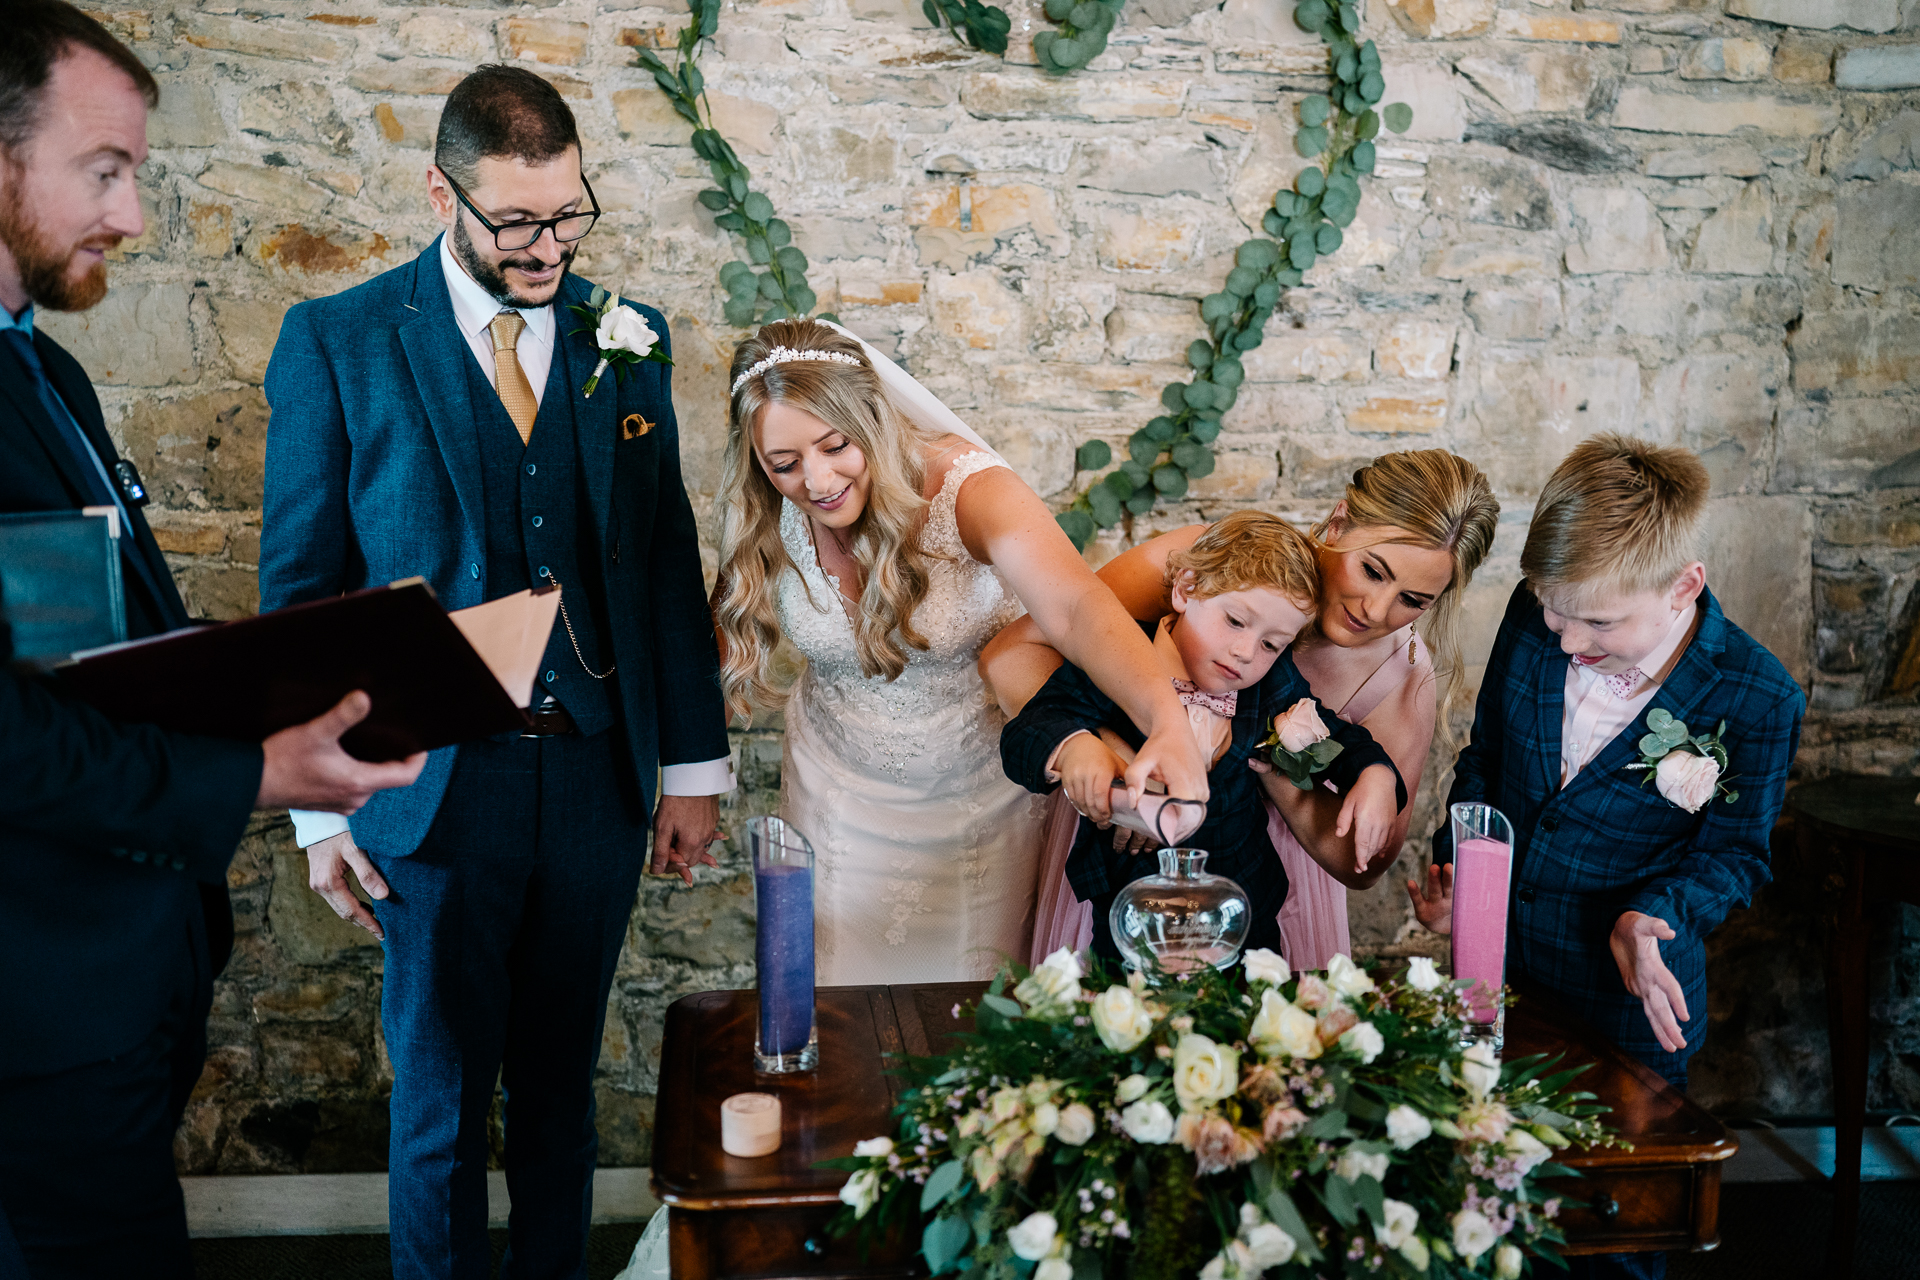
[1553,1163,1722,1255]
[667,1205,921,1280]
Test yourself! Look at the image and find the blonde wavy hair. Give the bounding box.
[1522,433,1708,605]
[1311,450,1500,709]
[714,319,940,721]
[1166,509,1321,607]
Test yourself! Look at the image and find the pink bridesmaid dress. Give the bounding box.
[1028,625,1430,970]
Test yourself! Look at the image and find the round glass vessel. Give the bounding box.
[1109,848,1251,977]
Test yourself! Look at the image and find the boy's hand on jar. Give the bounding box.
[1405,861,1453,934]
[1336,763,1400,872]
[1610,911,1690,1053]
[1057,734,1128,827]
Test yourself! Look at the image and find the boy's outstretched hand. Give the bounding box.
[1610,910,1690,1053]
[1405,861,1453,933]
[1337,763,1400,872]
[1056,733,1129,828]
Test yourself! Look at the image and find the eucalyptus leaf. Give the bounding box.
[1273,190,1301,217]
[1129,432,1163,467]
[1293,0,1331,32]
[1153,465,1188,499]
[1300,94,1330,127]
[1263,209,1286,237]
[1316,224,1343,253]
[1357,108,1381,140]
[1182,380,1217,410]
[1264,1190,1323,1263]
[1075,439,1113,471]
[1043,0,1072,17]
[1182,447,1215,478]
[723,297,757,327]
[1211,356,1244,388]
[923,1213,972,1275]
[1070,0,1099,24]
[1161,382,1188,411]
[1351,140,1376,173]
[1335,51,1357,82]
[1354,1174,1386,1225]
[1144,416,1177,443]
[1171,439,1208,470]
[747,237,771,264]
[1102,468,1135,499]
[728,173,748,201]
[1647,709,1674,731]
[1296,166,1326,197]
[775,245,809,273]
[1057,509,1095,549]
[1121,460,1151,486]
[1295,125,1329,158]
[758,273,785,300]
[1187,416,1222,443]
[1185,340,1214,371]
[921,1160,965,1211]
[1125,491,1156,514]
[1289,236,1317,270]
[766,218,793,248]
[1233,327,1264,352]
[1225,265,1261,297]
[1360,69,1386,103]
[1199,292,1235,322]
[1089,484,1122,528]
[1383,101,1414,133]
[1323,1173,1360,1227]
[742,191,774,223]
[697,187,731,211]
[719,260,753,289]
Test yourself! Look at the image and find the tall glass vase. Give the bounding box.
[749,816,818,1074]
[1449,802,1514,1049]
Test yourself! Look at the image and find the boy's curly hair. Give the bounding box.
[1523,433,1709,602]
[1165,510,1319,606]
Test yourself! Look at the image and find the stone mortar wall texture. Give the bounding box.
[50,0,1919,1171]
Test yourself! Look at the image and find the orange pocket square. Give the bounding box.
[621,414,654,441]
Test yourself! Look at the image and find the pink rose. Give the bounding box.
[1293,973,1334,1010]
[1176,1112,1260,1175]
[1273,698,1332,753]
[1654,751,1720,813]
[1316,1003,1359,1045]
[1263,1105,1307,1142]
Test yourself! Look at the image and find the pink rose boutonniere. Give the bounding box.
[1256,697,1344,791]
[1625,708,1738,813]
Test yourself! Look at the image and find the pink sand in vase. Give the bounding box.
[1451,835,1513,1026]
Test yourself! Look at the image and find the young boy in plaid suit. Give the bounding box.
[1442,434,1805,1077]
[1436,435,1804,1275]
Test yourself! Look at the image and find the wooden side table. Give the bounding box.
[1788,775,1920,1280]
[653,982,1737,1276]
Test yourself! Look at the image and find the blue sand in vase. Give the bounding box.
[755,859,816,1062]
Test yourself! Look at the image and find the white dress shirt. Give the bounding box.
[1558,602,1698,789]
[289,239,733,849]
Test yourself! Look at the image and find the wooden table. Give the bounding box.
[652,982,1737,1278]
[1788,775,1920,1279]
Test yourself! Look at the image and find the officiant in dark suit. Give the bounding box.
[0,5,424,1276]
[260,64,733,1280]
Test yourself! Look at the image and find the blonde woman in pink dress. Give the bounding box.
[983,450,1500,968]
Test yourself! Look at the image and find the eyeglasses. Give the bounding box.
[442,169,600,252]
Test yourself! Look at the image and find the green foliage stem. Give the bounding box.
[635,0,830,329]
[1035,0,1125,74]
[1055,0,1413,550]
[922,0,1012,54]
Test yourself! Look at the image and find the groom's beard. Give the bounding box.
[451,217,576,310]
[0,175,114,313]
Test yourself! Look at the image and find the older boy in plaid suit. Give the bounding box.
[1437,435,1803,1278]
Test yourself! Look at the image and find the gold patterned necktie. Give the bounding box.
[488,311,536,446]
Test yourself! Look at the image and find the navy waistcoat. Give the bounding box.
[466,340,616,735]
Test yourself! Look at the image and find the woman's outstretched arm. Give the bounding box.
[955,473,1211,802]
[1254,671,1438,890]
[977,522,1207,718]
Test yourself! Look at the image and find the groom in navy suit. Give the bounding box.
[262,65,732,1279]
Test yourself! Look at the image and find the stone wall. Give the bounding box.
[44,0,1918,1171]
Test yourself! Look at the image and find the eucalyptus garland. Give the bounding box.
[633,0,1406,548]
[633,0,828,328]
[1055,0,1409,549]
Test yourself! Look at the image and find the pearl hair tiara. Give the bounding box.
[730,346,863,395]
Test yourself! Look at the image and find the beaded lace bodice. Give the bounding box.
[775,451,1025,783]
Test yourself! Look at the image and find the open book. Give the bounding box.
[56,579,561,762]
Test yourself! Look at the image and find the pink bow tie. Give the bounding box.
[1173,679,1237,719]
[1603,667,1645,699]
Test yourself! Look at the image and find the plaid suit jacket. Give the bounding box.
[1438,582,1804,1073]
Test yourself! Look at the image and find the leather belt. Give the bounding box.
[522,705,578,737]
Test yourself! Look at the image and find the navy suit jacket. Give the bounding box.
[1440,582,1804,1069]
[0,325,262,1076]
[260,241,728,856]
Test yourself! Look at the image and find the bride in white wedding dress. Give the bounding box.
[707,318,1212,986]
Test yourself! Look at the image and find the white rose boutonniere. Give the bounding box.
[1256,697,1346,790]
[1625,709,1738,811]
[568,287,671,397]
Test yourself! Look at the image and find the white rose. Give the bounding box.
[1400,1235,1431,1271]
[1494,1242,1524,1280]
[1119,1098,1175,1144]
[1374,1198,1419,1250]
[1655,749,1720,813]
[1273,697,1331,753]
[1405,956,1443,992]
[1054,1103,1096,1146]
[1172,1034,1240,1113]
[1007,1210,1058,1261]
[1243,1222,1297,1268]
[1461,1041,1501,1101]
[852,1136,894,1157]
[1452,1208,1497,1262]
[1015,950,1084,1016]
[1030,1102,1060,1137]
[1333,1146,1389,1184]
[1197,1254,1226,1280]
[1116,1073,1151,1104]
[1249,989,1322,1060]
[1036,1258,1073,1280]
[1341,1020,1386,1065]
[1504,1127,1551,1175]
[1090,984,1156,1053]
[1243,947,1291,986]
[595,303,658,357]
[838,1168,881,1218]
[1326,953,1377,998]
[1385,1104,1433,1151]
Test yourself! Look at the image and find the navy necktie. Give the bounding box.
[2,326,120,509]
